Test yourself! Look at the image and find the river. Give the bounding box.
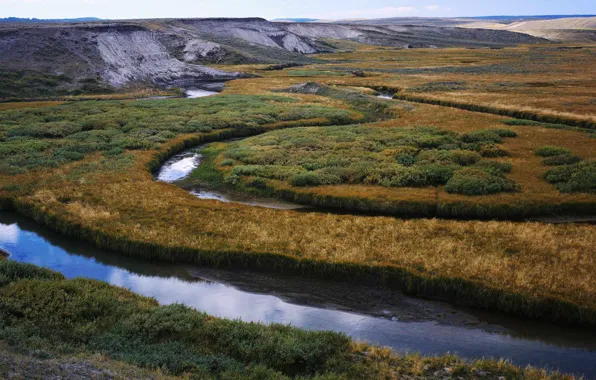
[1,214,595,378]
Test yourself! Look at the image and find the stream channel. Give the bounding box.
[1,88,594,378]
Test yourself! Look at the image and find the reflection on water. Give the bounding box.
[186,89,218,98]
[0,212,595,378]
[157,152,201,182]
[377,93,395,99]
[157,148,308,210]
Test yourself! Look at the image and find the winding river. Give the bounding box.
[1,212,595,377]
[0,142,595,377]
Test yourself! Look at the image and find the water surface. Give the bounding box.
[157,148,308,210]
[0,212,595,378]
[186,89,218,98]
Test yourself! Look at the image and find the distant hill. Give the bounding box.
[272,18,319,23]
[0,17,101,23]
[470,15,596,22]
[459,16,596,42]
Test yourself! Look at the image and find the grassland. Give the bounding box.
[293,44,596,128]
[208,124,520,195]
[0,44,594,330]
[0,259,581,379]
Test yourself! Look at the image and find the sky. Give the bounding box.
[1,0,594,20]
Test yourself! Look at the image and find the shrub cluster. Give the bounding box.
[0,261,368,379]
[444,168,521,196]
[0,95,355,175]
[220,125,519,195]
[542,155,582,166]
[535,146,572,157]
[544,161,595,193]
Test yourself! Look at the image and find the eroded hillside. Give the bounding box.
[0,17,547,98]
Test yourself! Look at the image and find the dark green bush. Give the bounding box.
[219,125,519,194]
[375,166,429,187]
[249,177,268,189]
[474,160,513,175]
[395,153,416,166]
[492,129,518,138]
[0,262,361,379]
[535,146,572,157]
[224,174,241,185]
[418,164,456,185]
[460,130,503,144]
[0,261,64,287]
[0,184,21,192]
[542,155,582,166]
[103,147,124,157]
[503,119,541,126]
[544,161,596,193]
[0,95,355,175]
[451,150,482,166]
[479,144,510,157]
[445,168,520,195]
[291,172,322,187]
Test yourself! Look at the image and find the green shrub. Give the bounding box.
[0,184,20,192]
[542,155,582,166]
[544,161,596,193]
[503,119,542,126]
[460,130,503,144]
[451,150,482,166]
[535,146,572,157]
[0,95,357,175]
[0,261,64,287]
[418,164,456,185]
[415,149,479,166]
[0,163,27,175]
[474,160,513,175]
[291,172,322,187]
[395,154,416,166]
[221,159,235,166]
[379,166,429,187]
[218,125,520,195]
[103,147,124,157]
[492,129,518,138]
[224,174,241,185]
[445,168,520,195]
[249,177,268,189]
[479,144,510,157]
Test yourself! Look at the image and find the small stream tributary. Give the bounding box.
[157,146,308,210]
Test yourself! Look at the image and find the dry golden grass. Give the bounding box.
[0,101,63,111]
[3,128,594,323]
[1,43,595,324]
[276,44,596,123]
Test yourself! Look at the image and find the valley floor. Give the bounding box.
[0,43,594,378]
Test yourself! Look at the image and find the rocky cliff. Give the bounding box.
[0,17,547,94]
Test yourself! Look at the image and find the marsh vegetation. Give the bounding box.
[216,125,520,195]
[0,42,594,379]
